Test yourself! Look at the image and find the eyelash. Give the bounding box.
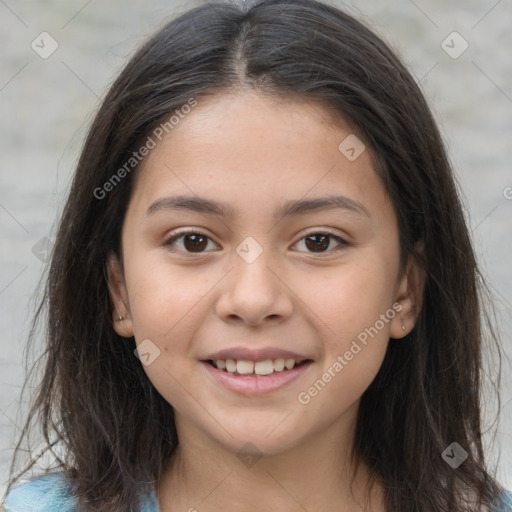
[163,228,348,255]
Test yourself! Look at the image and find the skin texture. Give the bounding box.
[107,91,424,511]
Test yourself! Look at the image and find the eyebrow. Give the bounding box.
[146,194,370,219]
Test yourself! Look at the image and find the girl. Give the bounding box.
[2,0,511,510]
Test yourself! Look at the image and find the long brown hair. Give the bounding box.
[2,0,508,510]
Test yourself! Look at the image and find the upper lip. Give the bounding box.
[203,347,312,364]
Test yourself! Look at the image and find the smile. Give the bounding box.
[209,358,304,376]
[201,359,314,396]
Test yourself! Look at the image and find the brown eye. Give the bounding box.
[164,230,347,255]
[164,231,217,253]
[295,232,347,254]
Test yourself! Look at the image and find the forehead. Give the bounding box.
[127,91,389,221]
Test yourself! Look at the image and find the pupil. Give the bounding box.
[184,234,207,252]
[305,234,329,252]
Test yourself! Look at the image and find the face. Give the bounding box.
[107,91,422,457]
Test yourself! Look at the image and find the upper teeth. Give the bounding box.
[213,358,298,375]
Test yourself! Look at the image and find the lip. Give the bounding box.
[203,347,310,364]
[200,359,314,397]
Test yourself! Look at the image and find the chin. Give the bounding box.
[210,422,305,458]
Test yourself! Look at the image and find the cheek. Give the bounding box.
[125,251,214,339]
[125,257,209,411]
[294,256,396,400]
[299,298,392,418]
[297,257,397,337]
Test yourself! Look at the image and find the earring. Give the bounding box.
[402,321,406,332]
[118,315,124,321]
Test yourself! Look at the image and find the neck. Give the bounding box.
[156,404,385,512]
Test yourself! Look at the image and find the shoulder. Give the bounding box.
[499,489,512,511]
[3,472,161,512]
[3,472,77,512]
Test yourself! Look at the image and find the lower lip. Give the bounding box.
[200,360,314,397]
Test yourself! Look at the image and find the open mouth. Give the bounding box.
[205,358,312,377]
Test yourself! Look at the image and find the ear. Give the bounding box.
[390,242,425,339]
[106,251,134,338]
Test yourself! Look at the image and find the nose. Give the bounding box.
[215,249,294,326]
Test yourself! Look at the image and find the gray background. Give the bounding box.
[1,0,511,496]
